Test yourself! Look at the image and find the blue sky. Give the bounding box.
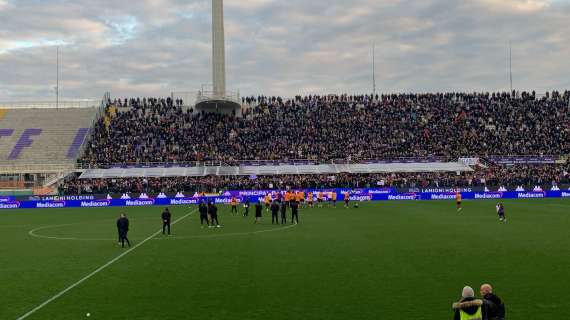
[0,0,569,101]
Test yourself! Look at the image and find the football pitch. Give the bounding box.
[1,199,569,319]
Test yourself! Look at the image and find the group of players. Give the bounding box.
[115,190,352,248]
[114,191,507,248]
[260,190,352,209]
[198,190,355,229]
[455,192,507,222]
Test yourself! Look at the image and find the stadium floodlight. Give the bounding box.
[195,0,241,116]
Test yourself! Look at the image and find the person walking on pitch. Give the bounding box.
[270,200,280,224]
[161,207,172,235]
[280,201,287,224]
[116,213,131,248]
[199,201,210,227]
[456,191,462,212]
[264,194,271,211]
[343,191,350,208]
[116,213,122,245]
[230,197,238,215]
[208,202,221,228]
[255,201,263,224]
[290,200,299,224]
[496,203,507,222]
[243,199,250,217]
[331,191,337,208]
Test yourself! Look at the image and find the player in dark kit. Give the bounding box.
[116,214,122,245]
[255,202,263,224]
[280,201,287,224]
[496,202,507,222]
[199,202,209,227]
[116,213,131,248]
[290,201,299,224]
[161,207,172,235]
[270,201,280,224]
[208,202,221,228]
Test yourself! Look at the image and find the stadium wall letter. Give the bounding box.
[8,128,43,160]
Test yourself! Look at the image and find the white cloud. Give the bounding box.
[0,0,569,101]
[478,0,552,13]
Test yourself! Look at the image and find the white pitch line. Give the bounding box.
[29,224,134,242]
[16,209,197,320]
[29,223,298,242]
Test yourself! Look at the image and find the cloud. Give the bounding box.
[477,0,552,13]
[0,0,569,101]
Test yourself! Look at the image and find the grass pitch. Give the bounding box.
[1,199,569,319]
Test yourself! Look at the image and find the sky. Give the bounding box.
[0,0,569,101]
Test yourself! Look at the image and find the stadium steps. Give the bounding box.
[0,108,97,168]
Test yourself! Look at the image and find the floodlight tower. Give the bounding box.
[196,0,241,116]
[212,0,226,97]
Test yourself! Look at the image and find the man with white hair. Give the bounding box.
[452,286,495,320]
[480,284,505,320]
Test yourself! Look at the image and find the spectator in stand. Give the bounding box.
[60,163,570,196]
[80,91,570,166]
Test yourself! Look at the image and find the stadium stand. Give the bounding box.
[0,108,97,169]
[54,91,570,195]
[80,91,570,166]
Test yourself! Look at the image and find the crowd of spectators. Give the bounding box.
[80,91,570,166]
[69,91,569,195]
[60,164,570,195]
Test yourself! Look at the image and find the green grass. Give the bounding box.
[1,199,569,319]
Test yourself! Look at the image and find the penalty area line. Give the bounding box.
[16,209,197,320]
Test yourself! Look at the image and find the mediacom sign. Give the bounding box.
[80,200,111,207]
[0,201,20,209]
[169,198,200,205]
[125,199,155,206]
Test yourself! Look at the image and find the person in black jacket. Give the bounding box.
[254,202,262,224]
[208,202,220,228]
[116,213,122,245]
[199,202,209,227]
[116,213,131,248]
[280,201,287,224]
[480,284,505,320]
[243,199,250,217]
[290,200,299,224]
[270,201,280,224]
[452,286,496,320]
[161,207,172,235]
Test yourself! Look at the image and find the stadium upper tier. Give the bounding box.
[0,107,97,168]
[79,92,570,166]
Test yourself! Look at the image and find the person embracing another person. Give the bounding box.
[452,284,505,320]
